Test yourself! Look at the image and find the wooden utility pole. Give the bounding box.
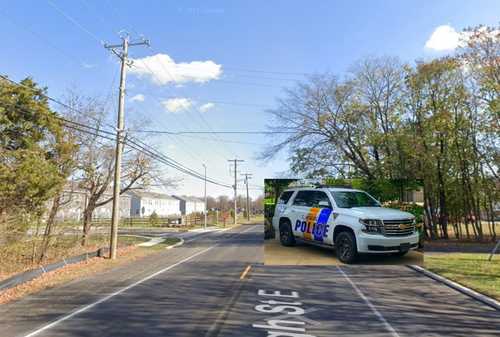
[105,34,149,259]
[228,159,244,225]
[241,173,252,221]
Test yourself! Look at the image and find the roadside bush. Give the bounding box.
[384,201,424,223]
[149,212,160,226]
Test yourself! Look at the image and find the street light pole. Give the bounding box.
[203,164,207,229]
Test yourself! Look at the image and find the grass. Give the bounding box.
[424,253,500,300]
[0,236,182,304]
[0,234,148,281]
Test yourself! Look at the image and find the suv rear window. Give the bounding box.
[292,190,332,208]
[278,191,294,204]
[292,190,314,207]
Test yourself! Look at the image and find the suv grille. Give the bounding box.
[383,219,415,236]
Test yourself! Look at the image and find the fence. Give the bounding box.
[87,211,233,228]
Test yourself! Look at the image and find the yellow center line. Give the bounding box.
[240,265,252,280]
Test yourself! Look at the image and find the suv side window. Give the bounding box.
[311,191,332,208]
[278,191,294,205]
[292,190,315,207]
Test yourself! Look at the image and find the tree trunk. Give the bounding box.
[38,194,62,263]
[81,204,95,246]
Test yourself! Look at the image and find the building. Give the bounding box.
[402,187,424,204]
[172,196,205,215]
[128,191,181,217]
[51,183,131,221]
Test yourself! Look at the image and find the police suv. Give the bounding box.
[272,186,419,263]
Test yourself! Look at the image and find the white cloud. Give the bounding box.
[161,97,193,113]
[130,94,145,102]
[425,25,466,51]
[199,102,215,112]
[82,62,96,69]
[130,53,222,85]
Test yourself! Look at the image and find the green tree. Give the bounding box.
[0,76,76,242]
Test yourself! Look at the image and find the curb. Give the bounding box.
[166,238,184,250]
[0,248,107,292]
[407,264,500,311]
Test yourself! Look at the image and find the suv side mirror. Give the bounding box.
[318,200,331,208]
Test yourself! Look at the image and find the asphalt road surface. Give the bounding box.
[1,224,499,337]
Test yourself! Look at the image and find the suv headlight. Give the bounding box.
[360,219,384,234]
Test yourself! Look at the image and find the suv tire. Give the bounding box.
[279,220,296,246]
[335,231,358,264]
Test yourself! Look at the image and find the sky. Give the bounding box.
[1,0,499,199]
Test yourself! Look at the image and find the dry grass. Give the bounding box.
[0,234,146,282]
[0,237,181,305]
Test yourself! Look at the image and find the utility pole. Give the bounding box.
[105,34,149,259]
[241,173,252,221]
[203,164,207,229]
[228,159,244,225]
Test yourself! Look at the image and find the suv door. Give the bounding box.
[289,190,316,240]
[273,190,295,230]
[310,190,335,245]
[290,190,335,244]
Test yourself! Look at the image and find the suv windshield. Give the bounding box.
[330,191,380,208]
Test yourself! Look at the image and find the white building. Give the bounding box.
[172,196,205,215]
[128,191,181,217]
[51,183,131,221]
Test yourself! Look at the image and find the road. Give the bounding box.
[0,224,499,337]
[264,236,423,266]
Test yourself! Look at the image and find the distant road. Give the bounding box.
[1,224,498,337]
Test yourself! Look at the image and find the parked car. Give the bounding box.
[272,187,419,263]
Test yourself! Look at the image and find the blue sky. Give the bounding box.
[1,0,499,198]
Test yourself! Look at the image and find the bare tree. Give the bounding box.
[62,92,154,245]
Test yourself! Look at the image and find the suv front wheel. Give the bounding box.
[335,231,358,264]
[279,220,296,246]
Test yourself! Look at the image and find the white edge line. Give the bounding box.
[23,223,260,337]
[337,266,400,337]
[22,244,217,337]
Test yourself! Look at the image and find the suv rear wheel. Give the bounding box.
[335,231,358,264]
[279,220,296,246]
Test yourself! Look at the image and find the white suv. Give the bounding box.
[272,187,419,263]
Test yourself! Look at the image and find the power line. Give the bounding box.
[46,0,104,45]
[219,66,312,77]
[34,5,233,185]
[127,90,274,109]
[173,62,311,77]
[0,7,88,68]
[129,129,294,135]
[1,74,232,189]
[167,134,266,146]
[132,46,237,160]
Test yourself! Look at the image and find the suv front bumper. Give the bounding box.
[357,231,419,253]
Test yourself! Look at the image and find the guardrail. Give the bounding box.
[0,247,109,292]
